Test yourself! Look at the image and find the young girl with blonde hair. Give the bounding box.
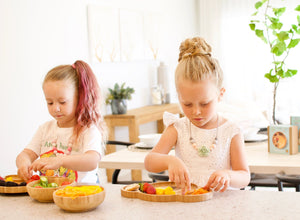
[145,37,250,193]
[16,60,106,183]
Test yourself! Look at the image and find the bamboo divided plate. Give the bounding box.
[0,175,27,194]
[121,182,213,203]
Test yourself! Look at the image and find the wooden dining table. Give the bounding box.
[99,141,300,183]
[1,183,300,219]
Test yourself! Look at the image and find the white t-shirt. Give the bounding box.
[26,120,102,183]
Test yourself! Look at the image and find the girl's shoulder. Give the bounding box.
[218,116,242,137]
[163,111,186,127]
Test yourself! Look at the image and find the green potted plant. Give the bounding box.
[106,83,135,114]
[249,0,300,124]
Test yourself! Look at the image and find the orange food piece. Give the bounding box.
[45,170,55,176]
[185,187,209,195]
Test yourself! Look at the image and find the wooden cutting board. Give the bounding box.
[121,182,213,203]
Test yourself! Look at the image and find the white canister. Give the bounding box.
[151,85,163,105]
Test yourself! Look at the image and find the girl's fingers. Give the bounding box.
[183,172,191,192]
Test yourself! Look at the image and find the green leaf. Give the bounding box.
[251,11,258,16]
[255,29,267,43]
[286,69,298,77]
[270,22,283,30]
[298,15,300,26]
[271,41,286,56]
[273,7,286,17]
[287,38,300,48]
[277,69,284,78]
[292,24,298,31]
[265,72,279,83]
[250,20,260,23]
[255,1,263,9]
[295,5,300,12]
[268,16,279,23]
[249,23,256,31]
[277,31,289,41]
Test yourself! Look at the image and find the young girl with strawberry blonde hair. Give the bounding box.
[16,60,106,183]
[145,37,250,193]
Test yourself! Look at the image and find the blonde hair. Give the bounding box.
[175,37,223,89]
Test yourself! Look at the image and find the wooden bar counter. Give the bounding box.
[104,103,181,182]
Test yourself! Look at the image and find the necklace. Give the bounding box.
[51,137,73,156]
[189,115,219,157]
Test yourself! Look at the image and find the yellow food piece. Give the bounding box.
[55,185,103,199]
[155,187,164,195]
[155,186,175,195]
[5,177,13,182]
[164,186,176,195]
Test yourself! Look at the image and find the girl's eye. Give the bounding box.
[59,101,66,104]
[47,102,53,105]
[184,103,192,107]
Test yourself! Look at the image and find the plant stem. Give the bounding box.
[272,82,279,124]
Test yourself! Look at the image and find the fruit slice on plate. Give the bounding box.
[121,181,213,203]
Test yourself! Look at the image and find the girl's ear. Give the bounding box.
[218,87,226,101]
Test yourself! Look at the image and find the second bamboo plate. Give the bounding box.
[121,182,213,203]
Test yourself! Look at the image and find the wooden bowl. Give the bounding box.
[26,176,74,203]
[53,185,105,212]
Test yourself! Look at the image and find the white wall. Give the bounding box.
[0,0,198,176]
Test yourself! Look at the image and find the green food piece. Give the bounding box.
[47,182,58,188]
[33,183,41,187]
[39,176,48,187]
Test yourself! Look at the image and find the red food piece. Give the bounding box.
[35,186,42,188]
[26,179,35,184]
[143,182,150,192]
[31,175,40,180]
[0,176,4,181]
[61,181,71,186]
[145,183,156,194]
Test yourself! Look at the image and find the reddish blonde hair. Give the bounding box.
[43,60,106,146]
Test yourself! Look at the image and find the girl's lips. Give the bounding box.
[194,118,203,121]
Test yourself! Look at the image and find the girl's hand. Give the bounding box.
[30,157,63,172]
[204,170,230,192]
[168,156,191,194]
[17,165,32,181]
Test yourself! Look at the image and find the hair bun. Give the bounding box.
[178,37,212,61]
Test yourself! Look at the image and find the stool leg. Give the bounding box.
[112,169,121,184]
[278,180,283,191]
[296,185,300,192]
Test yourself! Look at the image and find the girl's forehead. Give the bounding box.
[43,80,76,97]
[177,79,219,100]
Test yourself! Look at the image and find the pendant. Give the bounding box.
[198,146,210,157]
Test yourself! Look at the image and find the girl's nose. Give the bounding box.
[192,105,201,115]
[54,104,60,112]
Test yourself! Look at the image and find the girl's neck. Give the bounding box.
[57,120,76,128]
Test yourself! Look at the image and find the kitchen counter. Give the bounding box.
[1,183,300,220]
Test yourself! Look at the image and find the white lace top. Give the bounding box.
[163,112,242,187]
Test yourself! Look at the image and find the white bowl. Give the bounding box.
[138,133,162,147]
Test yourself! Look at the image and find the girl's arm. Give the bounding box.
[30,150,100,172]
[204,133,250,191]
[16,149,38,181]
[144,125,191,193]
[228,133,251,188]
